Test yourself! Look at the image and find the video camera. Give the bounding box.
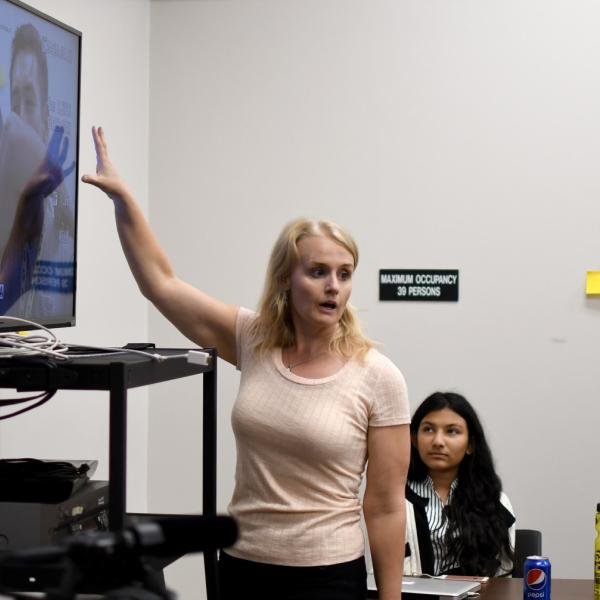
[0,515,237,600]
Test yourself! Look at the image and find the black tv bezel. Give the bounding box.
[0,0,82,333]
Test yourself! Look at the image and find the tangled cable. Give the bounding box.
[0,316,70,360]
[0,316,65,419]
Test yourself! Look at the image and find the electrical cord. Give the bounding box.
[0,389,56,421]
[0,316,69,360]
[0,390,50,407]
[0,344,59,420]
[65,343,166,362]
[66,345,211,365]
[0,317,166,362]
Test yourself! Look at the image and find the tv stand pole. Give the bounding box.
[203,353,218,600]
[109,361,127,532]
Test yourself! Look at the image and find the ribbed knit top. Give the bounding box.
[226,308,410,566]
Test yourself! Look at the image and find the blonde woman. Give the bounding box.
[83,126,410,600]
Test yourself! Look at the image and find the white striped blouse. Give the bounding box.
[408,476,459,575]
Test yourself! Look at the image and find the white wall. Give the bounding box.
[2,1,599,599]
[0,0,151,510]
[147,0,600,597]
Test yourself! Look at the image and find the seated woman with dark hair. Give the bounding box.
[405,392,515,577]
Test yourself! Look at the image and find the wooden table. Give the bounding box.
[479,577,593,599]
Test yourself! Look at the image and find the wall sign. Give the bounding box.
[379,269,459,302]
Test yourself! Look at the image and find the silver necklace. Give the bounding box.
[285,350,328,372]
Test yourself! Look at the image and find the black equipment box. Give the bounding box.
[0,480,109,592]
[0,480,109,551]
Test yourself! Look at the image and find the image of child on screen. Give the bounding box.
[0,22,75,320]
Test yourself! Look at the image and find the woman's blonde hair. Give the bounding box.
[249,218,374,358]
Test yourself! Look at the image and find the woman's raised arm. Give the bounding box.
[82,126,238,364]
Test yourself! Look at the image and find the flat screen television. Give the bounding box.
[0,0,80,332]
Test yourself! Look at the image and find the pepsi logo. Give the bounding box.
[526,568,546,590]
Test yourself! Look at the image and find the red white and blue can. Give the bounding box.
[523,556,551,600]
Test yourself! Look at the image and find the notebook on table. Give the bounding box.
[366,573,481,599]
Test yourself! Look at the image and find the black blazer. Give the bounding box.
[405,484,516,576]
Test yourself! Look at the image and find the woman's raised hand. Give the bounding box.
[81,126,130,200]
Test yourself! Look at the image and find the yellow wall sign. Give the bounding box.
[586,271,600,295]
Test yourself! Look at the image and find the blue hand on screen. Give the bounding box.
[32,125,76,198]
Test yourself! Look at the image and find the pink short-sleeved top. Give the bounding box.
[226,308,410,566]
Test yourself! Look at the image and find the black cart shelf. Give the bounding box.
[0,347,219,599]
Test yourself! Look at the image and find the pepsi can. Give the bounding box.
[524,556,551,600]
